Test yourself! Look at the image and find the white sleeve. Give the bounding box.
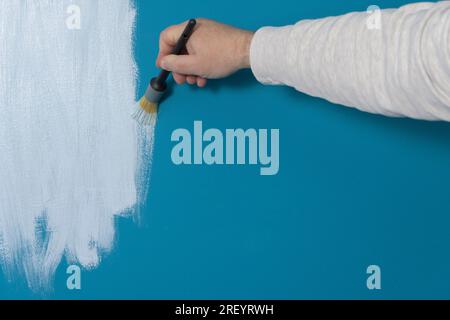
[250,1,450,121]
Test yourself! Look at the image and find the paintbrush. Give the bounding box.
[133,19,197,126]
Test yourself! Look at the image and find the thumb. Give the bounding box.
[160,54,201,76]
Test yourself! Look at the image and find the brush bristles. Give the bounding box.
[140,96,158,114]
[132,97,158,126]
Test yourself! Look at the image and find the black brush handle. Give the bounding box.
[153,19,197,91]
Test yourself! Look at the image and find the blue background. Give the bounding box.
[1,0,449,299]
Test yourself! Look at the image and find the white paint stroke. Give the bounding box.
[0,0,154,291]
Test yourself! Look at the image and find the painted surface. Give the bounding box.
[1,0,450,299]
[0,0,153,291]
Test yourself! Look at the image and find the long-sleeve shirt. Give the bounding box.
[250,1,450,121]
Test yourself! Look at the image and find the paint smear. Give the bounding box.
[0,0,153,291]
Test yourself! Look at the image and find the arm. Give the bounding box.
[158,2,450,121]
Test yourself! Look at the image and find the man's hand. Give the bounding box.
[156,19,254,87]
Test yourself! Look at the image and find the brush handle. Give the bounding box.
[153,19,197,91]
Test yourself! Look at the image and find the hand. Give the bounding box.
[156,19,254,87]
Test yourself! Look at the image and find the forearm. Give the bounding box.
[250,1,450,121]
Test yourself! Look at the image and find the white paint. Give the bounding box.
[250,1,450,121]
[0,0,154,291]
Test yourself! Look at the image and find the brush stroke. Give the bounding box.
[0,0,153,291]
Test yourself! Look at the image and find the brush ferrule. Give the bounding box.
[144,78,166,104]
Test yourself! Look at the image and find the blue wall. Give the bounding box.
[1,0,449,299]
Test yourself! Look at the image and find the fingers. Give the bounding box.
[160,54,201,76]
[186,76,196,85]
[157,21,190,68]
[173,73,186,85]
[157,21,207,87]
[157,25,181,66]
[173,73,207,87]
[197,77,207,87]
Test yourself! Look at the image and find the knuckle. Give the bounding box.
[160,25,175,40]
[159,30,167,41]
[195,17,207,23]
